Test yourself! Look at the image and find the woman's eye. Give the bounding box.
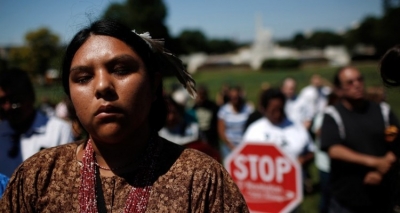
[78,76,91,83]
[73,74,92,84]
[113,66,132,75]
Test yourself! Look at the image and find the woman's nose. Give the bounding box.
[94,71,117,100]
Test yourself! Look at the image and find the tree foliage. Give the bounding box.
[280,6,400,57]
[102,3,129,25]
[8,28,60,75]
[177,30,208,54]
[8,46,32,72]
[279,31,344,50]
[102,0,240,55]
[376,7,400,55]
[175,30,239,54]
[207,39,238,54]
[102,0,171,48]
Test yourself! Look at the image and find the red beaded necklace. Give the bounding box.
[79,136,159,213]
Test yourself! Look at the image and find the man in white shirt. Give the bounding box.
[0,68,73,177]
[281,77,299,124]
[294,74,331,129]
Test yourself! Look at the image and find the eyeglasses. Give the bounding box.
[0,96,22,109]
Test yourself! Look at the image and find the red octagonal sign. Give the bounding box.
[225,142,302,213]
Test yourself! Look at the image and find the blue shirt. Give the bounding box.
[0,111,73,177]
[218,103,254,146]
[0,173,9,198]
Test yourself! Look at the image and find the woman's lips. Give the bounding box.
[94,105,124,119]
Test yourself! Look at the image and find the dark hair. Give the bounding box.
[380,45,400,87]
[260,88,286,112]
[229,85,242,92]
[333,67,346,88]
[197,84,209,97]
[164,95,185,117]
[61,19,167,131]
[0,68,35,104]
[164,95,188,136]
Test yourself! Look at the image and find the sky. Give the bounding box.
[0,0,383,46]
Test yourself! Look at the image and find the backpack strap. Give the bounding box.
[325,106,346,139]
[325,106,345,139]
[325,103,391,140]
[380,102,390,128]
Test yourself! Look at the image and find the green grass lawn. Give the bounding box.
[163,62,400,116]
[39,62,400,115]
[35,62,400,213]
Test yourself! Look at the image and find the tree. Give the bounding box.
[8,46,32,72]
[343,6,400,56]
[102,3,129,26]
[305,31,344,48]
[278,31,344,49]
[207,39,238,54]
[354,16,380,46]
[292,33,307,49]
[376,7,400,55]
[25,28,60,75]
[177,30,208,54]
[102,0,171,49]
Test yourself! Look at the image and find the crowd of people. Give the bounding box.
[151,61,400,213]
[0,19,400,212]
[154,63,400,212]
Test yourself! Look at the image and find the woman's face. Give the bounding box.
[229,89,241,106]
[264,98,284,125]
[165,101,182,127]
[69,35,157,143]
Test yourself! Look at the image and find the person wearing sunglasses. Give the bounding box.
[320,66,400,213]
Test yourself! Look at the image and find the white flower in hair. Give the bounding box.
[137,32,151,39]
[132,30,153,50]
[132,30,197,99]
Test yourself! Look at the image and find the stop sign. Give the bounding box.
[224,142,302,213]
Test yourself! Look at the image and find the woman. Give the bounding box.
[217,85,254,159]
[243,88,314,167]
[0,20,248,212]
[159,95,220,161]
[242,88,315,209]
[159,95,200,146]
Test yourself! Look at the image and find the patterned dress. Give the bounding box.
[0,137,249,212]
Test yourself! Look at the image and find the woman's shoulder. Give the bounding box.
[217,103,230,113]
[244,102,254,111]
[181,147,222,169]
[159,138,224,172]
[13,141,81,177]
[246,117,269,131]
[27,141,80,161]
[153,138,249,212]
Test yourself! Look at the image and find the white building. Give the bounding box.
[183,15,350,73]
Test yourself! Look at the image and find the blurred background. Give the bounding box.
[1,1,400,212]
